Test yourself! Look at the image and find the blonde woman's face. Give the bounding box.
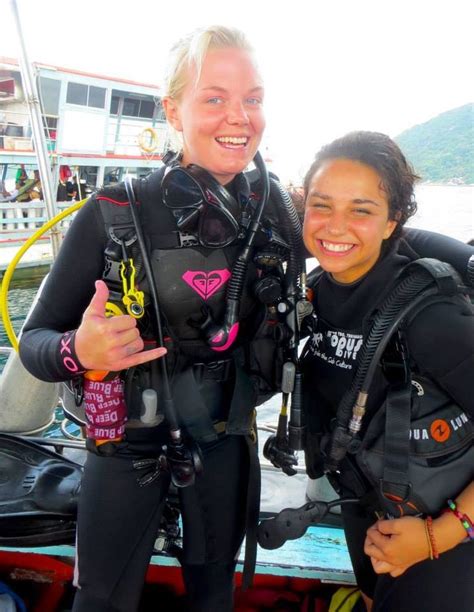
[164,47,265,184]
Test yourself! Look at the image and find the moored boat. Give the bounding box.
[1,55,170,274]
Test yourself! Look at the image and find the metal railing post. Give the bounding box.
[9,0,61,259]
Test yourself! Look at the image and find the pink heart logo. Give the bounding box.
[182,269,231,300]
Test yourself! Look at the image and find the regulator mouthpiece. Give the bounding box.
[199,301,240,352]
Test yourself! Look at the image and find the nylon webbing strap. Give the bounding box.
[242,434,261,590]
[381,381,412,500]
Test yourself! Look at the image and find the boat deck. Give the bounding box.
[1,522,355,585]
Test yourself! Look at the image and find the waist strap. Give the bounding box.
[242,429,261,590]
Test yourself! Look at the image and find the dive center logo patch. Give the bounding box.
[182,269,231,300]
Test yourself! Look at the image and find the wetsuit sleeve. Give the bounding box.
[407,298,474,417]
[403,228,473,284]
[19,197,106,382]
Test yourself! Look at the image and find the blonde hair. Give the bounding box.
[164,25,255,101]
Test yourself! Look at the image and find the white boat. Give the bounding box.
[0,56,169,273]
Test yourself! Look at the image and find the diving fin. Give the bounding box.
[0,433,82,546]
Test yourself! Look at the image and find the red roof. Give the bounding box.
[0,56,160,91]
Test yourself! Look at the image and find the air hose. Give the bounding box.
[325,259,467,473]
[263,179,310,463]
[204,151,270,351]
[269,178,305,285]
[0,199,86,351]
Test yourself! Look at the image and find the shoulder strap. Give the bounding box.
[326,257,471,473]
[368,259,471,506]
[307,266,323,289]
[379,378,413,506]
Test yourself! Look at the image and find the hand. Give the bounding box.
[364,517,429,577]
[75,280,166,371]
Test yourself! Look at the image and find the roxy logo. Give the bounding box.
[182,269,231,300]
[60,331,80,373]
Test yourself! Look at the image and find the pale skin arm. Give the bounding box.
[74,280,167,371]
[364,480,474,577]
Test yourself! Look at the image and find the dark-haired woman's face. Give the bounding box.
[303,159,397,283]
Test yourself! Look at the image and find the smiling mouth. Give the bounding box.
[216,136,249,147]
[319,240,355,254]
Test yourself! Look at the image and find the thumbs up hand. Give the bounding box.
[75,280,166,372]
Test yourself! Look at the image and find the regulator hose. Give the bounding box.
[269,178,305,285]
[205,151,269,351]
[268,179,308,452]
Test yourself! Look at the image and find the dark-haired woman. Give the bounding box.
[301,131,473,611]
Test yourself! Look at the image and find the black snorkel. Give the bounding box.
[199,150,270,351]
[124,177,202,488]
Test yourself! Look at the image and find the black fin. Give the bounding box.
[0,433,82,546]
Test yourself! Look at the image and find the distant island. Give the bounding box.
[396,103,473,184]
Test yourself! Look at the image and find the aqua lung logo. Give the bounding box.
[409,412,469,443]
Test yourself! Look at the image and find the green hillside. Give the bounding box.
[396,103,473,184]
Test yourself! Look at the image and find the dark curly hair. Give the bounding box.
[303,131,419,241]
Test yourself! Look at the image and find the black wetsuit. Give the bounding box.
[302,239,474,611]
[19,167,285,612]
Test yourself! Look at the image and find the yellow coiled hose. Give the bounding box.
[0,199,87,351]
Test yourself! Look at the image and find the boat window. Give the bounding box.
[67,82,87,106]
[110,95,120,115]
[123,98,140,117]
[66,82,106,109]
[88,86,106,109]
[140,99,155,119]
[38,78,61,115]
[111,95,157,119]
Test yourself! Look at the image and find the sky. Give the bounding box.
[1,0,473,182]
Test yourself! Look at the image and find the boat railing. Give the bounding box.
[0,201,74,235]
[0,109,57,153]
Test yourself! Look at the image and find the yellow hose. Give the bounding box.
[0,199,87,351]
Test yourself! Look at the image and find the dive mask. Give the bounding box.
[162,164,242,248]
